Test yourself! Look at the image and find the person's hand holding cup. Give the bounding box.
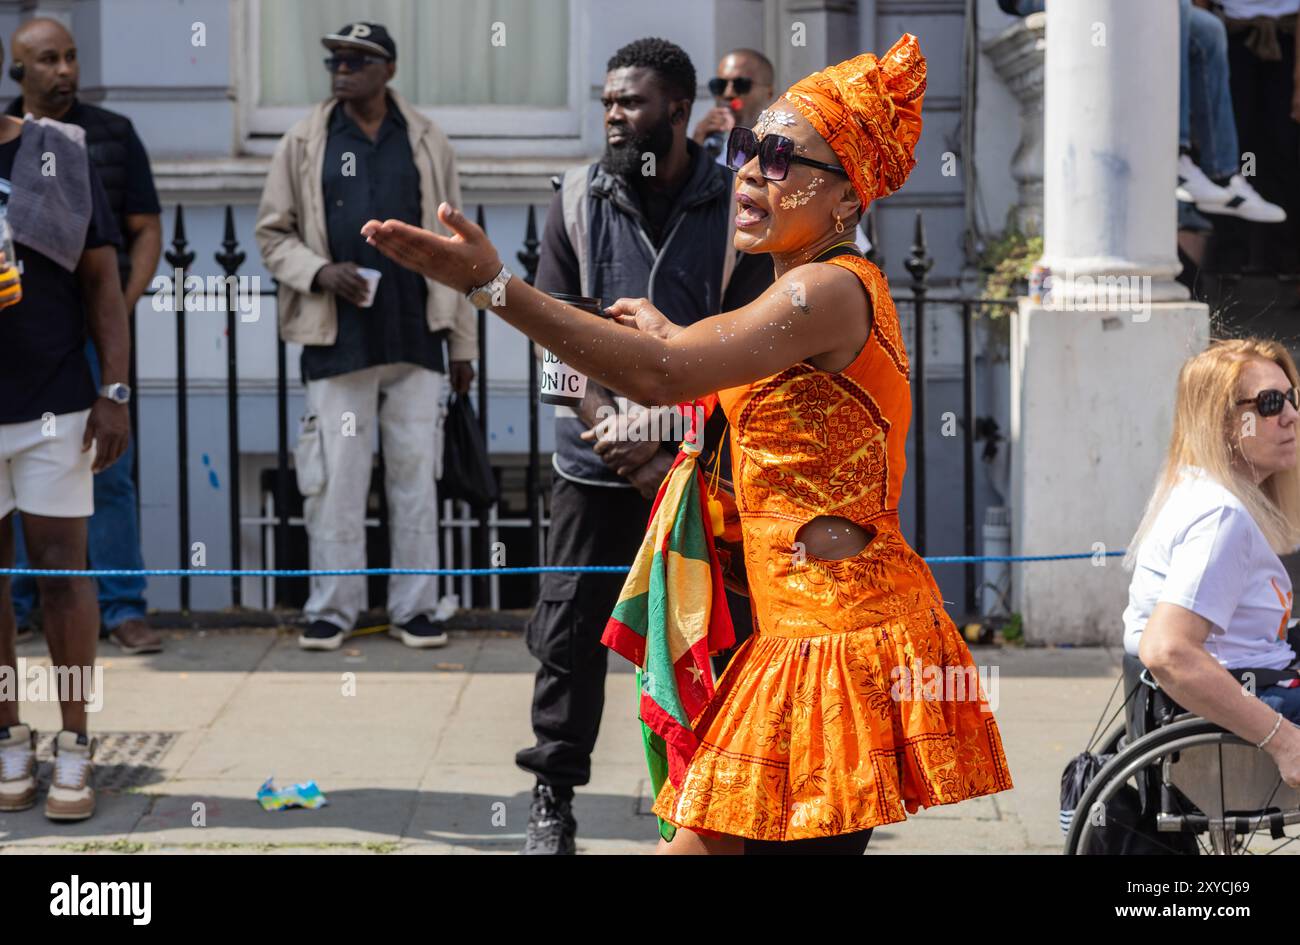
[354,267,381,308]
[313,261,374,307]
[691,105,736,145]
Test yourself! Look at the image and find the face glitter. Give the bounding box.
[754,108,797,137]
[779,176,824,210]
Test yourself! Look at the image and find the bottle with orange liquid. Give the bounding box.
[0,207,21,309]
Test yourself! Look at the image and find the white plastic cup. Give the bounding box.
[356,267,381,308]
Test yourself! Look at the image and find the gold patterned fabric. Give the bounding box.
[783,33,927,208]
[652,256,1013,841]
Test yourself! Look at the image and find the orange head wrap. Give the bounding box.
[780,33,926,209]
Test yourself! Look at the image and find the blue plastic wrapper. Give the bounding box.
[257,776,328,811]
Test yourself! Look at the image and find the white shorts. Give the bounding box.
[0,408,95,518]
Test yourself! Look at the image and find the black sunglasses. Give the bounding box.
[726,126,847,182]
[708,76,753,97]
[324,54,388,73]
[1237,387,1300,417]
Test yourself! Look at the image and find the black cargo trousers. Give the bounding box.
[515,473,754,788]
[515,475,650,787]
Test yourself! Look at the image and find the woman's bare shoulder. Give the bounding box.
[767,262,872,371]
[777,260,871,311]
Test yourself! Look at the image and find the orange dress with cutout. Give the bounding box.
[652,254,1013,841]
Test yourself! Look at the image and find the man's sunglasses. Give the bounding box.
[726,126,847,182]
[708,76,753,96]
[1237,387,1300,417]
[324,54,388,73]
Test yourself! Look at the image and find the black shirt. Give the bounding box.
[723,248,775,311]
[4,98,161,287]
[301,97,446,381]
[0,130,120,424]
[636,175,688,247]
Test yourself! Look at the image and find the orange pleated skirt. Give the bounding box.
[652,605,1013,841]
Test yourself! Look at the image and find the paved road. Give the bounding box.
[0,627,1124,854]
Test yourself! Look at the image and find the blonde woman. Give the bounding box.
[1123,338,1300,788]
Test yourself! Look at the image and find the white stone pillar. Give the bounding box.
[984,12,1046,235]
[1041,0,1187,303]
[1010,0,1210,644]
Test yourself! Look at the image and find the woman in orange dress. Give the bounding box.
[362,33,1012,854]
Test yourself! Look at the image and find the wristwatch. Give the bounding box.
[99,382,131,405]
[466,265,512,309]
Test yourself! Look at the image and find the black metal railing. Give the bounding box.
[867,209,1017,616]
[145,204,1009,619]
[162,209,194,611]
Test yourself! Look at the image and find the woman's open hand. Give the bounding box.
[361,203,501,294]
[604,297,682,342]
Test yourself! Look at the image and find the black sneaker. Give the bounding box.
[389,614,449,649]
[298,620,349,651]
[521,784,576,855]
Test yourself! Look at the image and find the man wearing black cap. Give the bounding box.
[256,22,477,651]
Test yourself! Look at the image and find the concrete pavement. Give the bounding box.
[0,624,1125,854]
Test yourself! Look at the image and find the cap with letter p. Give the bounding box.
[321,22,396,61]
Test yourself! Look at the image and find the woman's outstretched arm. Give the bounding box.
[361,204,870,406]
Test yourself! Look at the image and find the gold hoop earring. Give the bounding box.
[834,215,845,234]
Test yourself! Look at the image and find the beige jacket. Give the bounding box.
[254,89,476,361]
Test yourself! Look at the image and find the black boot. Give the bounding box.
[521,783,576,855]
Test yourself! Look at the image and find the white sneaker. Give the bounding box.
[1207,175,1288,223]
[0,724,37,811]
[1176,153,1232,205]
[44,730,96,822]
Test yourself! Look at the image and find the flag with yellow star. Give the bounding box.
[602,396,735,838]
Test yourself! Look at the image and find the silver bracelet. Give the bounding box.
[1257,711,1284,749]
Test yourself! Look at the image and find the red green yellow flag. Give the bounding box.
[602,396,735,837]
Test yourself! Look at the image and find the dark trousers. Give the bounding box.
[516,476,653,788]
[517,472,757,788]
[1224,23,1300,273]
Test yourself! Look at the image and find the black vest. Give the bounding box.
[552,144,734,485]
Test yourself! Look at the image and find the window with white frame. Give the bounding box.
[246,0,579,139]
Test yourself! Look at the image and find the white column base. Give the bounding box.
[1009,299,1210,644]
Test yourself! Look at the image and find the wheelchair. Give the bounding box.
[1064,651,1300,855]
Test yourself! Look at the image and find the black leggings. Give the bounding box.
[743,828,873,855]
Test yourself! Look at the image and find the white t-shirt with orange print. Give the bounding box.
[1123,466,1297,672]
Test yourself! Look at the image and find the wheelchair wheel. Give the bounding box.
[1065,717,1300,855]
[1097,723,1125,757]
